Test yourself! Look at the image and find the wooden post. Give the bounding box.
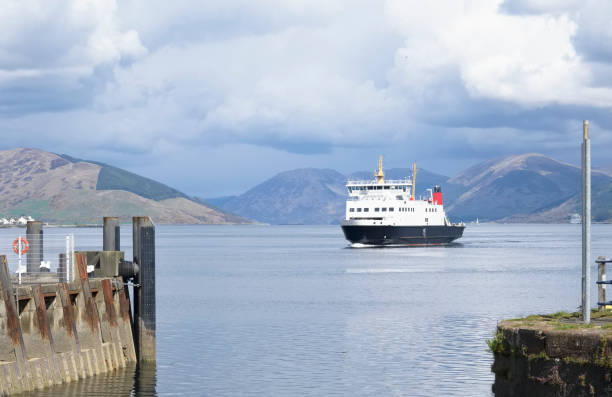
[0,256,30,391]
[75,253,107,373]
[57,283,86,379]
[133,216,156,362]
[103,217,120,251]
[26,221,43,274]
[32,285,61,384]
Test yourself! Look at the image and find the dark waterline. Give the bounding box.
[3,223,611,396]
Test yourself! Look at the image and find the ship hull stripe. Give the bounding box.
[341,225,465,246]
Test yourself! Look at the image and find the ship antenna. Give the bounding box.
[411,161,417,200]
[375,155,385,184]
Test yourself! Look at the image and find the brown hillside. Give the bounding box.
[0,148,249,224]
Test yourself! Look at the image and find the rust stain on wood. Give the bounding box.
[0,256,21,346]
[59,283,75,337]
[2,288,21,345]
[34,285,49,340]
[101,279,118,328]
[118,284,131,322]
[77,253,88,281]
[76,253,100,334]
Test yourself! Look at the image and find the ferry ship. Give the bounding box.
[340,156,465,246]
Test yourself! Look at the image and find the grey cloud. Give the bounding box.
[2,0,612,197]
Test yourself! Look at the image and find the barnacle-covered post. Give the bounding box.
[133,216,156,361]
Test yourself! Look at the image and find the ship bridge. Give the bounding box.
[346,179,412,195]
[346,155,415,199]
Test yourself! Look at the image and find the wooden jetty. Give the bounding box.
[0,217,155,395]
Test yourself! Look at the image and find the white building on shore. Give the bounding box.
[0,216,35,226]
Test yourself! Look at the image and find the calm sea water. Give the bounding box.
[4,223,612,396]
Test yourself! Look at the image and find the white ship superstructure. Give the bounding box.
[340,156,464,246]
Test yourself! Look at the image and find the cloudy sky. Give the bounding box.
[2,0,612,197]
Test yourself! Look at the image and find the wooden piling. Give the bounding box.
[0,256,30,391]
[75,253,107,373]
[31,284,62,384]
[103,217,120,251]
[26,221,43,274]
[132,216,156,362]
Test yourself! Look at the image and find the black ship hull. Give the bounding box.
[341,224,465,246]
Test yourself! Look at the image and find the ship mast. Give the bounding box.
[411,161,417,200]
[374,155,385,184]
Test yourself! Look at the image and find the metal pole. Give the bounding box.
[582,120,591,324]
[18,235,22,284]
[65,235,70,282]
[71,234,75,282]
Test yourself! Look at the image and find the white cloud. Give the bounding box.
[89,0,404,150]
[0,0,146,107]
[387,0,612,108]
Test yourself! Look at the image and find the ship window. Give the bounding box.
[357,208,362,212]
[384,186,390,190]
[382,208,387,212]
[350,208,354,212]
[364,208,369,212]
[377,186,382,190]
[389,208,394,212]
[375,208,380,212]
[425,218,428,223]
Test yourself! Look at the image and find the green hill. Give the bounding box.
[96,164,187,201]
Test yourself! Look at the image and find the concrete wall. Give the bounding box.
[491,323,612,397]
[0,256,135,395]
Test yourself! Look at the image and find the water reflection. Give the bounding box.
[21,363,156,397]
[134,362,158,397]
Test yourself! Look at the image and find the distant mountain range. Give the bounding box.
[206,153,612,224]
[0,148,249,225]
[3,148,609,225]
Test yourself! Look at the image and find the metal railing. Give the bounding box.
[596,256,612,309]
[346,178,412,186]
[4,233,75,285]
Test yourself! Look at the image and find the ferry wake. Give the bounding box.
[340,156,465,246]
